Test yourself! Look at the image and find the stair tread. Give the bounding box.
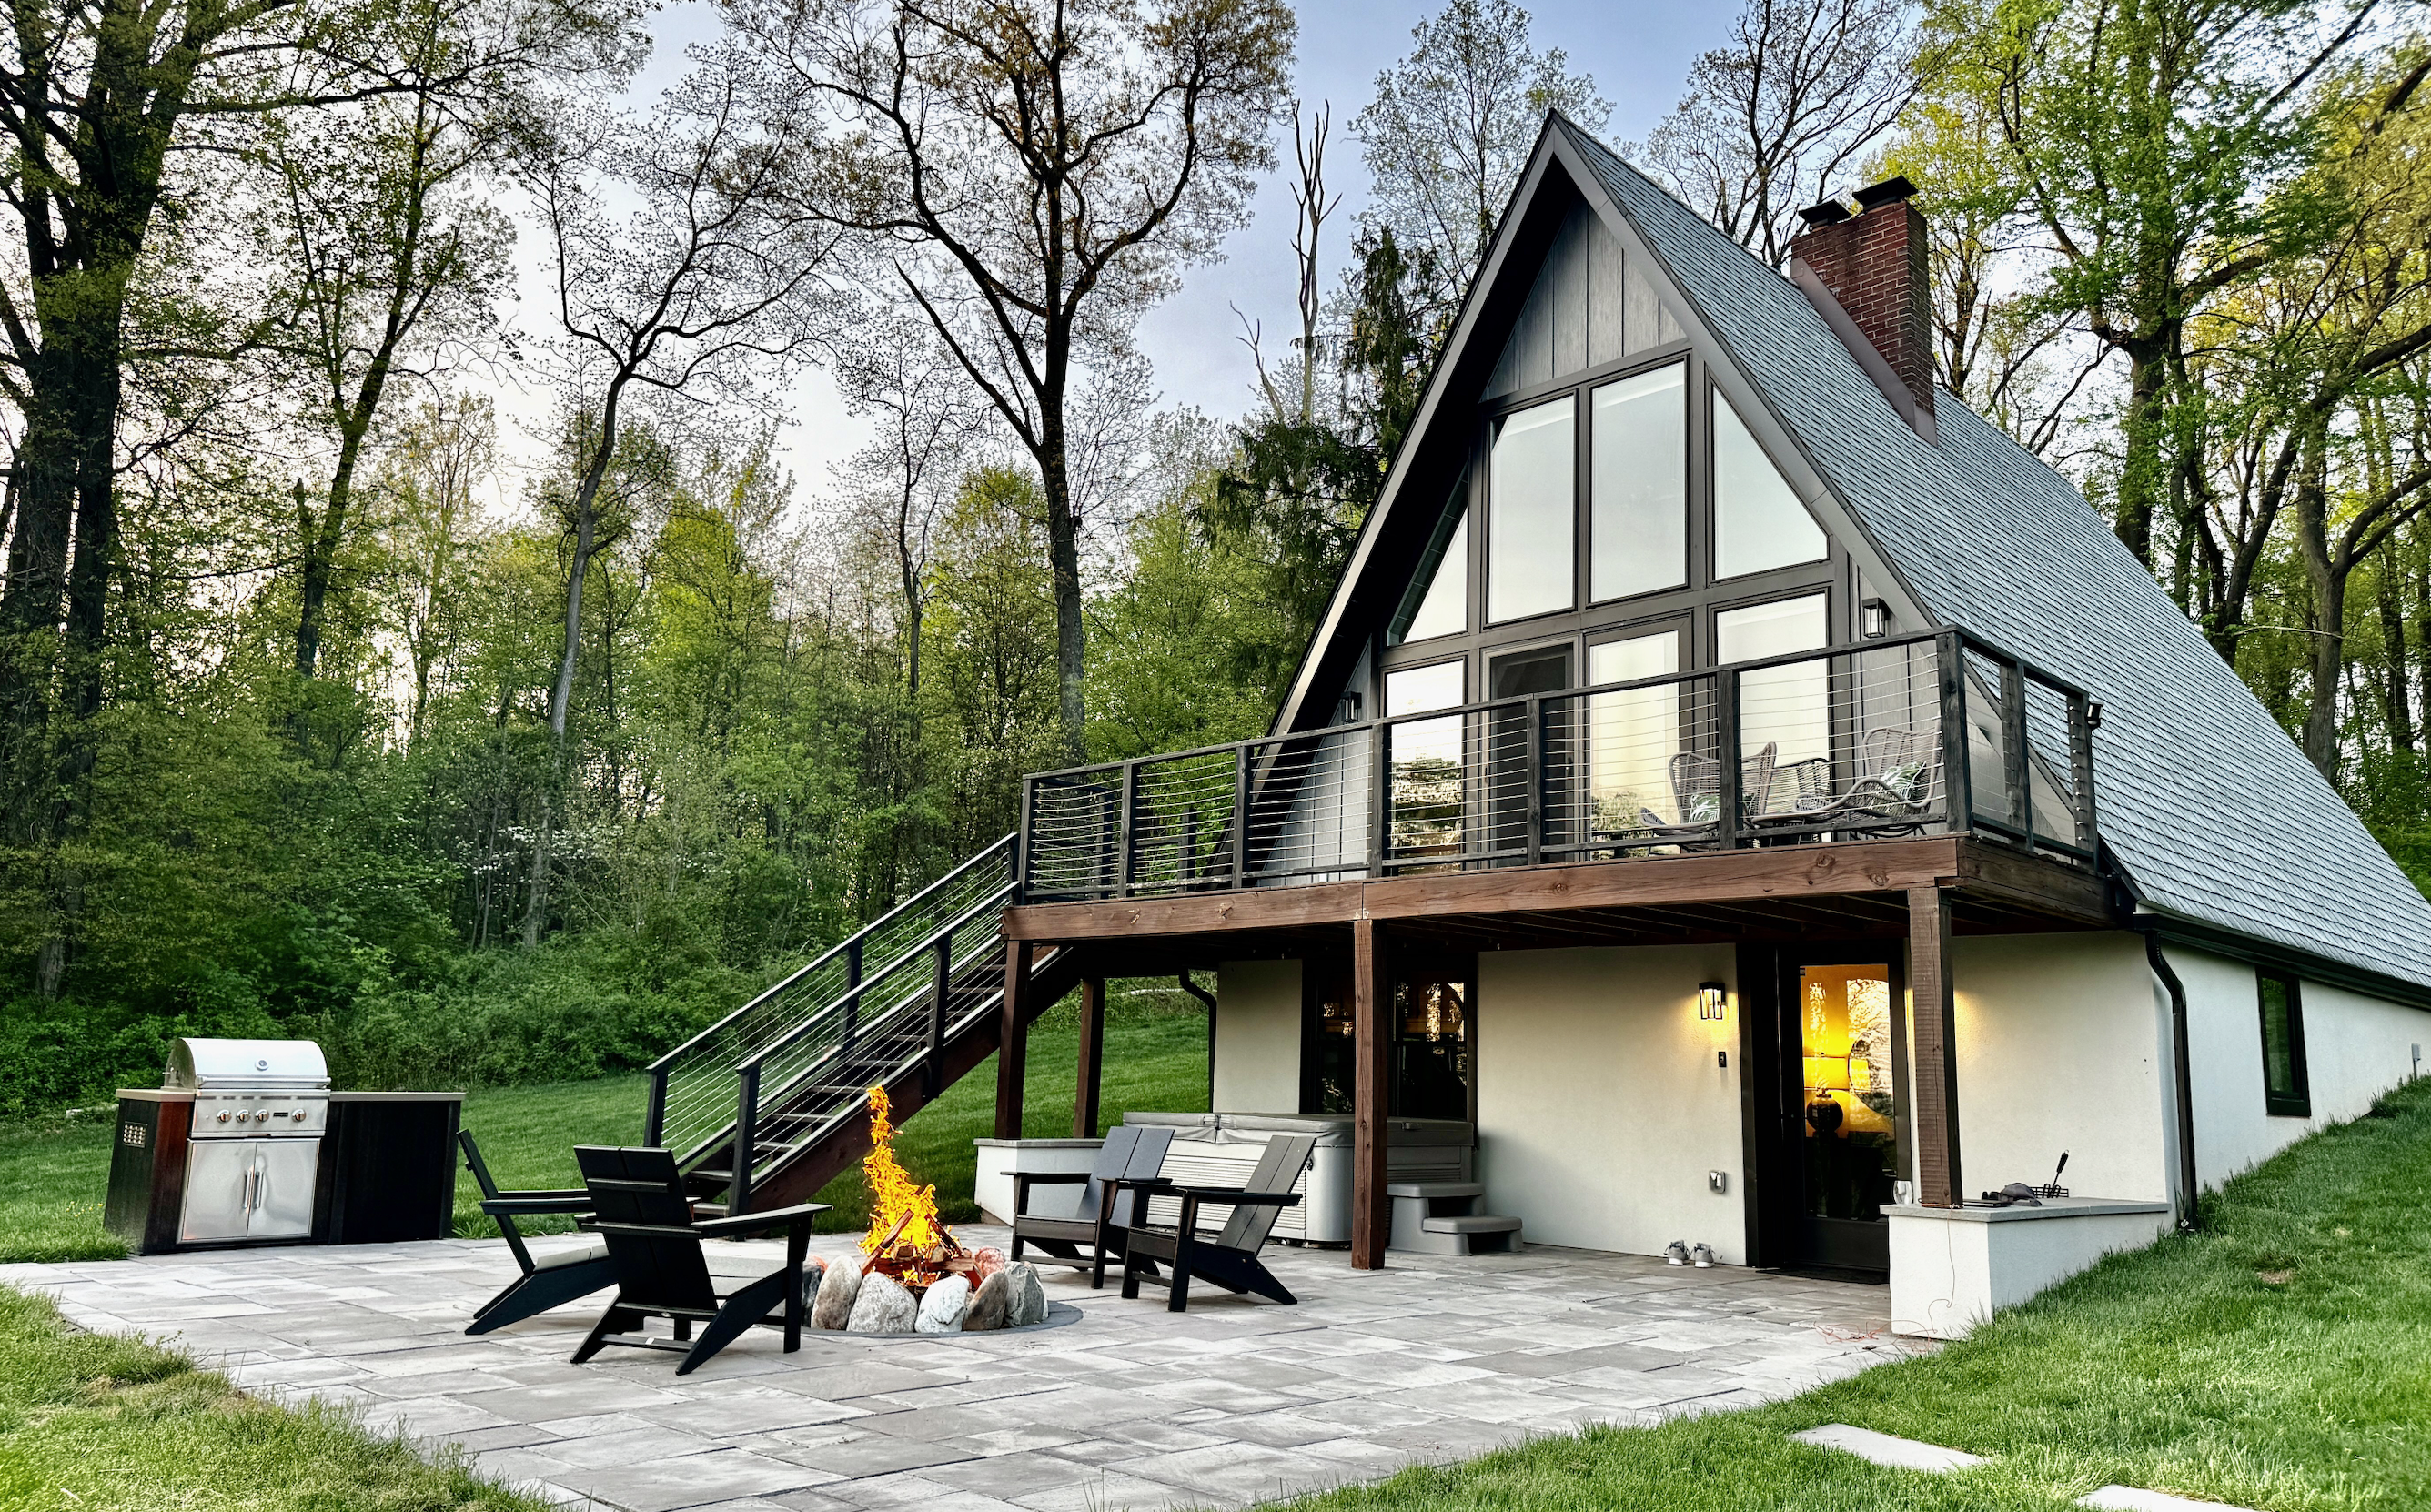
[1387,1182,1485,1199]
[1422,1214,1522,1233]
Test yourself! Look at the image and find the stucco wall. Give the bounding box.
[2168,944,2426,1184]
[1475,944,1743,1261]
[1949,932,2172,1205]
[1214,959,1302,1114]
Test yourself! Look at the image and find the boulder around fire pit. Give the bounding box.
[847,1273,917,1335]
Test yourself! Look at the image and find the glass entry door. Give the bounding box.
[1791,959,1904,1271]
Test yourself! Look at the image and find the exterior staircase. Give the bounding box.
[644,834,1080,1217]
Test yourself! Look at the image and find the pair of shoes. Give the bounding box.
[1690,1243,1716,1269]
[1663,1240,1690,1266]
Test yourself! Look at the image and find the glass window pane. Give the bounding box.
[1386,660,1465,716]
[1720,595,1830,813]
[1586,632,1683,828]
[1590,365,1686,601]
[1714,394,1826,579]
[2260,977,2300,1101]
[1488,397,1575,622]
[1394,511,1468,645]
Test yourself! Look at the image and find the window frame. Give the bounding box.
[2257,972,2312,1118]
[1377,351,1846,706]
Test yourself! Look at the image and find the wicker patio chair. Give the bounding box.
[1757,726,1941,837]
[1629,741,1780,844]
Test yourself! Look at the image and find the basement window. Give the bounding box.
[2258,973,2311,1118]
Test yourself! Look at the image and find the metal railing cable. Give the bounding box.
[646,836,1017,1171]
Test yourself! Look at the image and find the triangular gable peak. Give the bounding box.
[1276,122,1924,740]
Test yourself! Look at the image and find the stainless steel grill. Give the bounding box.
[166,1037,329,1244]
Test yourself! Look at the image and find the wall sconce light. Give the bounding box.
[1697,982,1729,1022]
[1861,598,1891,639]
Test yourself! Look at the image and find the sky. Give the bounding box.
[490,2,1736,506]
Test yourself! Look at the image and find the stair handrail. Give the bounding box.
[737,881,1018,1079]
[734,935,1067,1209]
[731,920,1023,1204]
[650,833,1016,1074]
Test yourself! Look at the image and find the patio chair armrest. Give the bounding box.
[479,1195,592,1216]
[499,1187,591,1202]
[695,1202,830,1238]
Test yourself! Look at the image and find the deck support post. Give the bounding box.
[1074,976,1105,1139]
[1352,915,1390,1269]
[995,940,1033,1141]
[1908,885,1963,1207]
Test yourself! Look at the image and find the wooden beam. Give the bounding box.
[994,939,1033,1141]
[1908,886,1963,1207]
[1352,915,1389,1270]
[1002,835,2115,946]
[1074,976,1105,1139]
[1004,881,1367,941]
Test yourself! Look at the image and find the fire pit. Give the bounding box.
[806,1086,1073,1336]
[857,1085,980,1297]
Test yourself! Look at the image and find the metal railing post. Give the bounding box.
[729,1064,760,1215]
[2068,690,2099,849]
[645,1068,668,1148]
[1937,630,1972,831]
[1524,694,1544,867]
[928,930,952,1099]
[1116,761,1138,899]
[1370,721,1391,877]
[841,938,863,1053]
[1016,776,1034,899]
[1231,743,1249,889]
[2000,658,2030,849]
[1715,668,1743,850]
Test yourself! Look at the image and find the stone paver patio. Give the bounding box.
[4,1229,1925,1511]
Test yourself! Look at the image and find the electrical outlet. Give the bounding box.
[1708,1170,1728,1194]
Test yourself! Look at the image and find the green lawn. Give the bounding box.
[0,987,1209,1260]
[1273,1074,2431,1512]
[0,1285,544,1512]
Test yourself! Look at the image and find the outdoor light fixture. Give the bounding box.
[1697,982,1729,1022]
[1861,598,1891,639]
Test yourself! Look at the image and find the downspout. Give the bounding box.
[2142,931,2201,1231]
[1179,972,1216,1110]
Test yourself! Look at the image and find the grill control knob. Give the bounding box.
[216,1110,231,1124]
[236,1110,251,1123]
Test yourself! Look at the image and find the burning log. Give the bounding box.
[856,1085,973,1295]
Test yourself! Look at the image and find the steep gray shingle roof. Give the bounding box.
[1567,121,2431,992]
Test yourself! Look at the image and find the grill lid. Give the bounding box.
[166,1037,329,1091]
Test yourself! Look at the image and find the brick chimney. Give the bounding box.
[1788,176,1935,441]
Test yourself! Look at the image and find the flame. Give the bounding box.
[859,1085,951,1258]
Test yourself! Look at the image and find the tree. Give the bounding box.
[1939,0,2374,568]
[0,0,630,808]
[832,313,977,712]
[271,0,519,686]
[731,0,1297,761]
[1351,0,1606,340]
[1635,0,1919,268]
[525,55,835,753]
[373,392,496,742]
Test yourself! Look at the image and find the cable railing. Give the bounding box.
[645,836,1018,1174]
[1019,627,2099,901]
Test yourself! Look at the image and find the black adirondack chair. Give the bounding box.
[1010,1123,1175,1288]
[1117,1134,1313,1313]
[459,1130,618,1336]
[568,1145,829,1375]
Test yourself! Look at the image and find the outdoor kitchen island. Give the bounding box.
[104,1037,464,1255]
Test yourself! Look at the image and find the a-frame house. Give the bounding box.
[993,115,2431,1335]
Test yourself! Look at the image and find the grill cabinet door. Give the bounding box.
[179,1140,257,1243]
[247,1141,318,1239]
